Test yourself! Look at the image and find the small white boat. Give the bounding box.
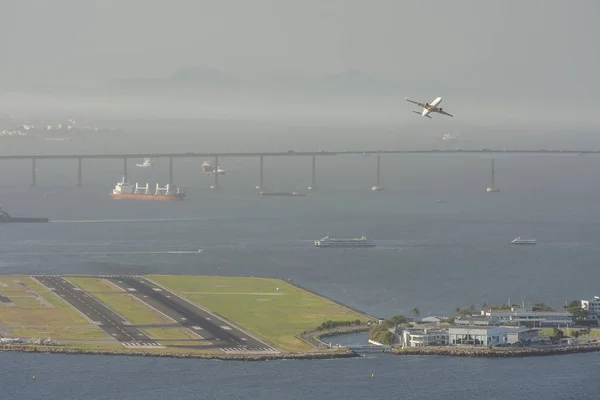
[511,236,536,245]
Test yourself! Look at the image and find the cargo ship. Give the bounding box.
[109,176,185,200]
[259,191,306,197]
[314,234,375,248]
[0,206,49,223]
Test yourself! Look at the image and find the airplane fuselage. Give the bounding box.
[422,97,442,117]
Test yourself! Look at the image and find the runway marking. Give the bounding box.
[181,292,285,296]
[127,288,137,292]
[191,326,202,330]
[221,326,232,330]
[122,342,165,349]
[241,338,247,341]
[220,347,279,354]
[139,276,281,352]
[152,288,162,292]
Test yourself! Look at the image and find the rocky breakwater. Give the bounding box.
[0,344,360,361]
[386,343,600,358]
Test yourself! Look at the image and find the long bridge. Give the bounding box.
[0,149,593,189]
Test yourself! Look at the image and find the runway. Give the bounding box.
[103,275,278,353]
[33,275,163,348]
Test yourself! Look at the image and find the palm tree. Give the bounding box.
[412,307,420,320]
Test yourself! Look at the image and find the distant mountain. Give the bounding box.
[253,70,407,95]
[109,67,241,90]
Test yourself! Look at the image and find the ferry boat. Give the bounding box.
[109,176,185,200]
[314,234,376,248]
[511,237,536,245]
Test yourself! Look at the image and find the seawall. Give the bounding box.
[0,345,360,361]
[387,344,600,358]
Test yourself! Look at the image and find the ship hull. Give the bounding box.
[315,244,376,248]
[0,217,49,223]
[110,193,185,200]
[259,192,306,196]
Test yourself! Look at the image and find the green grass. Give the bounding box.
[10,326,109,340]
[60,342,125,351]
[149,275,374,352]
[67,277,124,293]
[540,328,600,337]
[0,276,88,326]
[64,277,174,325]
[0,296,46,308]
[85,292,172,325]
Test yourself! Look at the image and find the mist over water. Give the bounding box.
[2,2,600,398]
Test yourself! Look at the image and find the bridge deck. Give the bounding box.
[0,149,594,160]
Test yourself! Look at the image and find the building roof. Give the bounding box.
[505,327,540,333]
[486,309,572,317]
[449,326,507,332]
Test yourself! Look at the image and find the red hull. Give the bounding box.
[110,193,185,200]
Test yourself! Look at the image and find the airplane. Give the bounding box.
[136,158,153,168]
[201,161,226,175]
[404,97,454,118]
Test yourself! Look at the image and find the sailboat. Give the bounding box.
[486,158,499,192]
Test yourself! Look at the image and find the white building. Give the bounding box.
[420,316,444,324]
[481,307,573,327]
[581,296,600,319]
[399,328,449,347]
[455,316,503,326]
[448,327,507,346]
[505,327,540,344]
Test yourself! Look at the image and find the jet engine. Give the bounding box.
[438,108,443,112]
[424,103,429,108]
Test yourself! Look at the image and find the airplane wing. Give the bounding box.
[405,98,426,107]
[438,110,454,117]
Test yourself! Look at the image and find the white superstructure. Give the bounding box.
[511,237,536,245]
[314,234,375,248]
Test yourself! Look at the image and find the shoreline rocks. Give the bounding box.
[0,345,360,361]
[386,344,600,358]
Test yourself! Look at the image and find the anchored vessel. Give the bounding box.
[259,191,306,196]
[511,236,536,245]
[109,176,185,200]
[314,234,376,248]
[201,161,226,175]
[0,206,49,223]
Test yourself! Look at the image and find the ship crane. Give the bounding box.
[135,182,150,194]
[155,183,180,195]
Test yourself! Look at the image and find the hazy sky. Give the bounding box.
[1,0,599,124]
